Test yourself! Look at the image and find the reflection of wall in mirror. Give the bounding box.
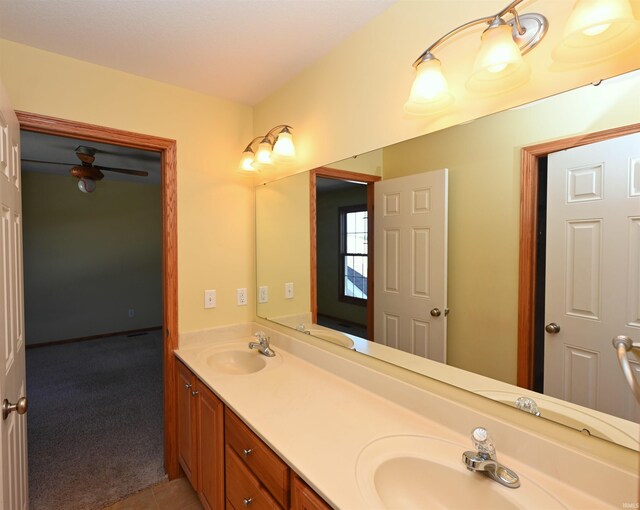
[317,183,368,328]
[328,148,383,176]
[381,71,640,385]
[256,171,310,320]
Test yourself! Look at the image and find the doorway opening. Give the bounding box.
[517,122,640,392]
[309,167,380,340]
[16,112,179,506]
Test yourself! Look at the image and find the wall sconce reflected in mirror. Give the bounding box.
[239,125,296,172]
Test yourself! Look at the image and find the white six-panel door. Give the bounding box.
[374,169,448,362]
[0,80,28,509]
[545,132,640,422]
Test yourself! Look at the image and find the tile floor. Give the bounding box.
[104,477,203,510]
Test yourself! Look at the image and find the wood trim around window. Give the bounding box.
[309,167,380,339]
[517,122,640,389]
[16,111,180,479]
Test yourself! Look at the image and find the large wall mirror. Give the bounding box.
[256,69,640,451]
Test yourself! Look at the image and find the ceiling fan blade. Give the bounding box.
[21,158,75,166]
[94,165,149,177]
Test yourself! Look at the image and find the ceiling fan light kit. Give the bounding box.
[21,144,150,193]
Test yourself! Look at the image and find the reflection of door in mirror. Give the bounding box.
[374,170,448,363]
[310,168,380,340]
[542,132,640,423]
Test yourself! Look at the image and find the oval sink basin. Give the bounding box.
[306,328,354,349]
[356,435,564,510]
[206,349,267,375]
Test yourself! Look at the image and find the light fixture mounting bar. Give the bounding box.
[412,0,547,67]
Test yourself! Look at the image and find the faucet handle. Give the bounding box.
[254,331,269,345]
[471,427,496,459]
[515,396,541,416]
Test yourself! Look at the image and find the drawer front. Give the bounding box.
[225,409,289,507]
[226,446,280,510]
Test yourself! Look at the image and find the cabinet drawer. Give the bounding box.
[225,408,289,508]
[226,446,280,510]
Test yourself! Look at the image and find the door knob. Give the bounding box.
[430,308,441,317]
[2,397,28,420]
[545,323,561,334]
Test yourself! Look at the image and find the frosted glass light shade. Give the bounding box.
[78,178,96,193]
[404,57,453,115]
[239,150,257,172]
[272,130,296,161]
[467,24,529,95]
[553,0,640,64]
[255,140,274,166]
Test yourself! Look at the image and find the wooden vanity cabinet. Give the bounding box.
[177,359,331,510]
[176,359,225,510]
[177,360,198,487]
[290,474,331,510]
[225,407,289,508]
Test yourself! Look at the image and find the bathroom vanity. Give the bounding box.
[175,324,638,509]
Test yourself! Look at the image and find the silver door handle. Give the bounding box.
[545,323,561,334]
[2,397,28,420]
[430,308,441,317]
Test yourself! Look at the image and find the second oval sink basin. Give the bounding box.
[306,328,355,349]
[206,349,267,375]
[356,435,564,510]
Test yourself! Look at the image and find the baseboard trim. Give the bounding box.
[26,326,163,349]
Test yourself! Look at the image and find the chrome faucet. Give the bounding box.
[462,427,520,488]
[248,331,276,357]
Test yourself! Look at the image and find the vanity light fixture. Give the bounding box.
[405,0,548,115]
[239,125,296,172]
[552,0,640,64]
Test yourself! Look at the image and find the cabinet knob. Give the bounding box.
[243,497,253,506]
[184,383,192,389]
[191,390,199,397]
[242,448,253,457]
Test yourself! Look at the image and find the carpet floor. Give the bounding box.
[26,331,166,510]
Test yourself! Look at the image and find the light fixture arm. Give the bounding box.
[412,0,537,67]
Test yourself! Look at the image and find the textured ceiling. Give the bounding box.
[0,0,396,105]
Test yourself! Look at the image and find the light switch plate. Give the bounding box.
[285,282,294,299]
[259,286,268,303]
[204,290,216,309]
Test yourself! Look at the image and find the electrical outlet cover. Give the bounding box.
[259,286,268,303]
[237,288,248,306]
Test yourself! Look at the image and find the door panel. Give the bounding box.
[545,132,640,421]
[374,169,448,363]
[0,80,27,510]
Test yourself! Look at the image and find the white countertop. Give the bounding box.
[176,324,638,509]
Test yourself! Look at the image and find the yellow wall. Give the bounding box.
[22,173,162,344]
[254,0,640,176]
[0,39,254,335]
[382,71,640,384]
[255,172,310,320]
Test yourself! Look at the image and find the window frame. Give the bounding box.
[338,204,368,306]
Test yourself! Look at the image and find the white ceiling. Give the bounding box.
[0,0,396,106]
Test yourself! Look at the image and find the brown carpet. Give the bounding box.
[26,331,166,510]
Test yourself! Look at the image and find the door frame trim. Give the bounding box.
[309,167,380,338]
[517,122,640,389]
[15,111,180,478]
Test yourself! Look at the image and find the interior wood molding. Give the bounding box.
[16,110,180,479]
[517,122,640,389]
[309,167,380,339]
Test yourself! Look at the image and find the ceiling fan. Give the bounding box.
[22,145,149,193]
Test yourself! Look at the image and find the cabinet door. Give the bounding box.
[197,379,225,510]
[177,360,197,488]
[291,474,331,510]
